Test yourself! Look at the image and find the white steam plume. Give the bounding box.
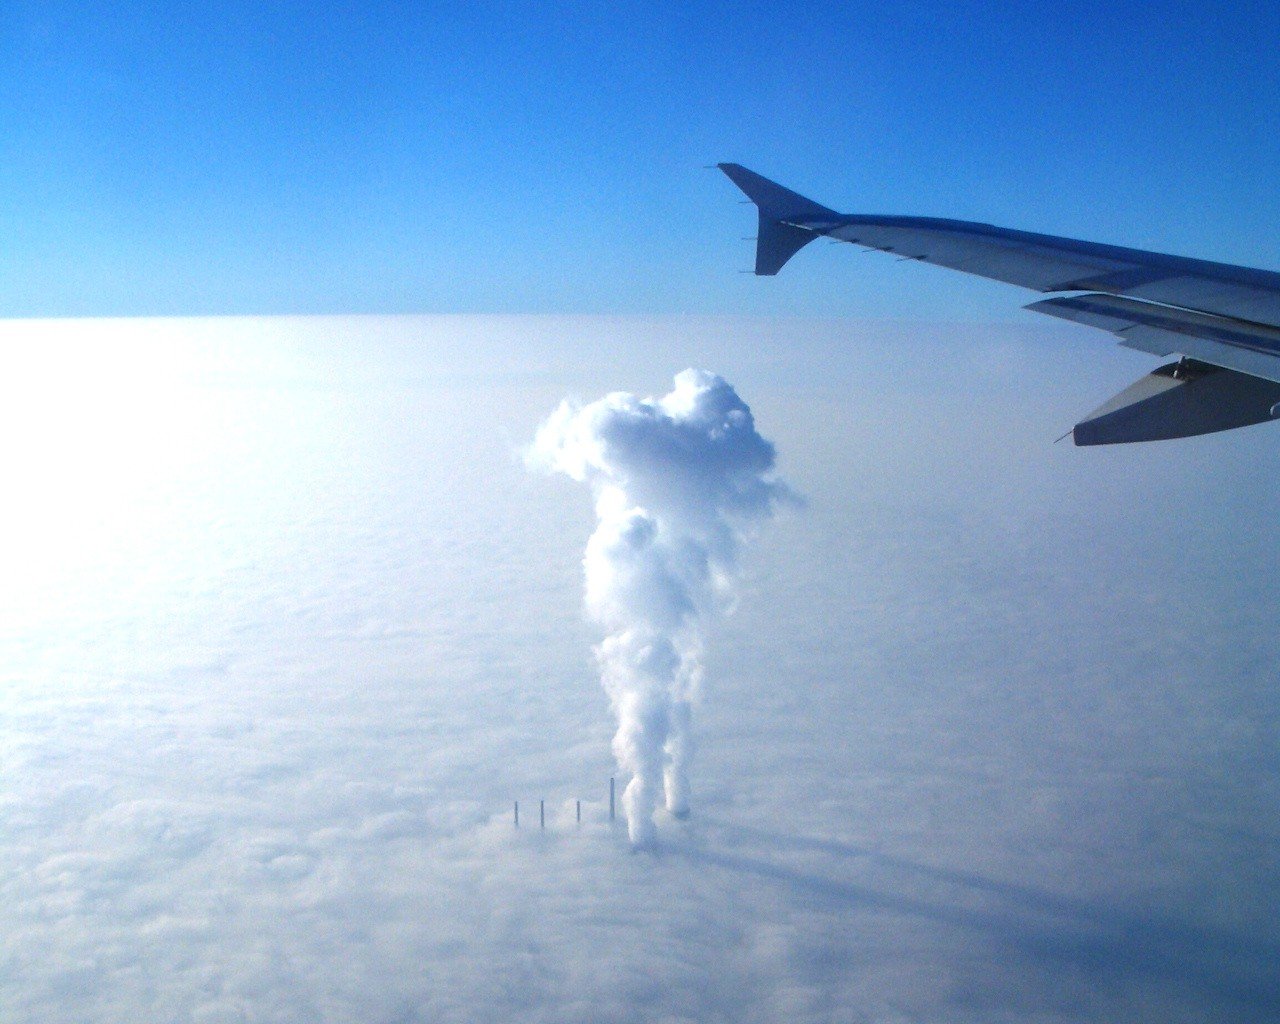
[530,369,788,846]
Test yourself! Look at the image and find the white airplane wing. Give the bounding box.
[719,162,1280,445]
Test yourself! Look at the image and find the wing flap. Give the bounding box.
[1028,293,1280,385]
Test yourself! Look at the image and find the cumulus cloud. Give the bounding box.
[530,370,790,845]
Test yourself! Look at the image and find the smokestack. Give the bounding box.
[609,777,615,821]
[576,799,581,824]
[540,799,545,829]
[514,800,519,827]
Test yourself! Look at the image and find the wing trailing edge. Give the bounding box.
[1027,293,1280,385]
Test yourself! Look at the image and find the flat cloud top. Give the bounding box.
[1,315,1277,1023]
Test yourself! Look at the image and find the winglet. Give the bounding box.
[717,164,837,276]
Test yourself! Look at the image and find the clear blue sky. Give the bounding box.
[3,0,1279,318]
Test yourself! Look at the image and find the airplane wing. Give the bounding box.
[718,162,1280,445]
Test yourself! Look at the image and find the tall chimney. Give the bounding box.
[514,801,519,827]
[609,777,615,821]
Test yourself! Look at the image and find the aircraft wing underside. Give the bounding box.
[718,162,1280,445]
[1028,294,1280,384]
[818,218,1280,328]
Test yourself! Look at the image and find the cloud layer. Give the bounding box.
[1,317,1277,1023]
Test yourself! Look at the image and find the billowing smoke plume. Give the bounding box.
[530,369,788,846]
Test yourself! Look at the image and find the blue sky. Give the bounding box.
[3,0,1279,317]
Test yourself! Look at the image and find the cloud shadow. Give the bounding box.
[679,818,1280,1017]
